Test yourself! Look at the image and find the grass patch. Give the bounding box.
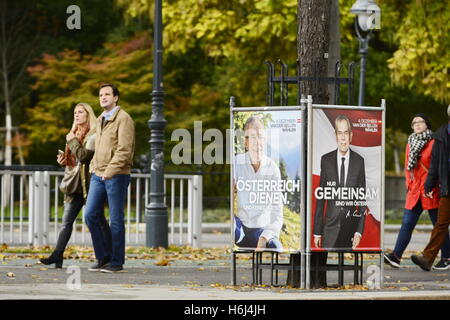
[385,209,433,225]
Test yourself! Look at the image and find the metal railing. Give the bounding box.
[0,170,202,248]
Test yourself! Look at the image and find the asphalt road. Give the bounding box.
[1,229,450,300]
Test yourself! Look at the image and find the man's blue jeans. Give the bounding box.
[85,174,130,266]
[393,201,450,260]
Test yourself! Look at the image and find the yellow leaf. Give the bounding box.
[155,259,170,266]
[400,287,410,291]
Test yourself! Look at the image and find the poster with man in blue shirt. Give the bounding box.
[232,111,303,253]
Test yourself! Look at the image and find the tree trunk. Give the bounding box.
[393,146,401,174]
[288,0,332,288]
[1,2,13,167]
[328,0,341,104]
[1,25,12,212]
[297,0,331,104]
[1,6,12,210]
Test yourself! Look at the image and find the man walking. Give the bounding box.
[85,83,135,273]
[411,106,450,271]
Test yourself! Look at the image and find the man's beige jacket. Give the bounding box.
[91,107,135,178]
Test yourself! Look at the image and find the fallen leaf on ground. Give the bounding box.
[400,287,410,291]
[155,259,170,266]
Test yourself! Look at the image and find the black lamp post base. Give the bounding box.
[145,209,168,248]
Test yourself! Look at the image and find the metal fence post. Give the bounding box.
[43,171,50,245]
[33,171,43,246]
[192,175,203,248]
[188,178,193,246]
[28,174,34,245]
[1,175,4,243]
[32,171,50,246]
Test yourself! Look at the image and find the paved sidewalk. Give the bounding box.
[1,229,449,300]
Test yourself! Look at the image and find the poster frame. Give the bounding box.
[305,95,386,289]
[230,104,307,287]
[228,97,386,290]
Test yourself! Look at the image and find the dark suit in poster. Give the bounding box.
[313,148,367,249]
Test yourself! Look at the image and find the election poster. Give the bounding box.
[232,109,304,253]
[311,108,382,251]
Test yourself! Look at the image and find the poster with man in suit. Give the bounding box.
[312,109,382,251]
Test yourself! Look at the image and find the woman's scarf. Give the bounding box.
[407,129,433,171]
[64,123,90,168]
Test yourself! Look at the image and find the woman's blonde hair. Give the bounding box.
[71,102,97,135]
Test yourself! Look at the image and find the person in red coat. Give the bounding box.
[384,114,450,269]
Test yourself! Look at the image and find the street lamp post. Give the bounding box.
[350,0,381,106]
[355,20,370,107]
[145,0,168,248]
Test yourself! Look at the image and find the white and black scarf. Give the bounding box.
[407,129,433,171]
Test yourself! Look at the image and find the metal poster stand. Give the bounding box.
[229,95,385,290]
[230,57,385,289]
[305,95,386,290]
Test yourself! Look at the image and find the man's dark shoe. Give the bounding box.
[100,264,124,273]
[88,257,111,272]
[432,258,450,270]
[384,253,401,268]
[411,254,431,271]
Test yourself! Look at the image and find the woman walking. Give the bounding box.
[384,114,450,270]
[39,103,111,268]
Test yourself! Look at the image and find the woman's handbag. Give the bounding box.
[59,163,81,194]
